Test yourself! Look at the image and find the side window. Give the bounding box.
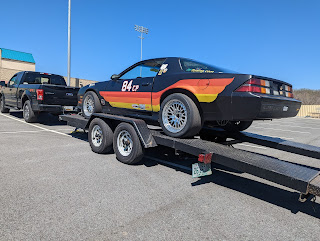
[120,60,164,80]
[8,75,18,86]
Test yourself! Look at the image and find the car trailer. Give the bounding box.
[59,113,320,202]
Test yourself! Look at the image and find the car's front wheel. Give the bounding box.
[82,91,102,119]
[159,93,202,138]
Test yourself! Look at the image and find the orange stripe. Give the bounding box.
[100,91,150,98]
[104,96,151,104]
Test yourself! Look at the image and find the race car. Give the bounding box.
[77,57,301,138]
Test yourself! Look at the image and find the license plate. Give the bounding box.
[192,162,212,178]
[64,106,74,111]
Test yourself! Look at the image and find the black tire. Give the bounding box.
[113,122,144,164]
[82,91,102,119]
[23,100,38,123]
[159,93,202,138]
[0,95,9,113]
[223,121,253,132]
[88,118,113,154]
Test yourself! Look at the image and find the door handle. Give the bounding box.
[141,82,150,86]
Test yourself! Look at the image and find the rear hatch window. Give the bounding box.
[23,73,66,86]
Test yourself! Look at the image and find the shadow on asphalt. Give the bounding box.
[66,129,320,219]
[9,111,67,126]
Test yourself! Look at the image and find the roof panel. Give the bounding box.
[0,48,35,63]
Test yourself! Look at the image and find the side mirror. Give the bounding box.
[0,81,6,87]
[111,74,120,81]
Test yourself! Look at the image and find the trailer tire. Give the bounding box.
[82,91,102,119]
[0,95,9,113]
[113,122,144,164]
[160,93,202,138]
[89,118,113,154]
[23,100,38,123]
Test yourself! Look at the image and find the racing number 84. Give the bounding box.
[121,80,139,92]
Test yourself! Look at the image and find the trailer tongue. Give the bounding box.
[60,113,320,201]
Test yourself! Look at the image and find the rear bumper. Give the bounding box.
[32,104,76,113]
[202,93,301,121]
[232,93,301,120]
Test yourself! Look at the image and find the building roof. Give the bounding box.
[0,48,35,63]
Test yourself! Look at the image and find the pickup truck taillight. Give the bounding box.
[235,78,294,98]
[36,89,44,100]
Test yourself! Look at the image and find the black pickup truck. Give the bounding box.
[0,71,79,122]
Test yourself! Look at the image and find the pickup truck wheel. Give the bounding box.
[223,121,253,132]
[160,93,202,138]
[82,91,102,119]
[113,123,144,165]
[0,96,9,113]
[89,118,113,154]
[23,100,38,123]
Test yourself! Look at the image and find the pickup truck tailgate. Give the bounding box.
[42,85,79,106]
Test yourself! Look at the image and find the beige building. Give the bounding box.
[0,48,97,87]
[0,48,35,82]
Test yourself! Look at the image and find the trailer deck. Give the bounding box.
[60,114,320,200]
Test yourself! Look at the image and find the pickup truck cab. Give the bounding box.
[0,71,79,122]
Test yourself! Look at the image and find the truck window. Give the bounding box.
[23,73,66,86]
[8,75,18,86]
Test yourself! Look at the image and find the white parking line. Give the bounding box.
[255,122,320,130]
[0,130,47,134]
[0,113,71,137]
[250,126,310,134]
[237,144,267,150]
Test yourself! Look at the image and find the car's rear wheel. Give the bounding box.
[223,120,253,132]
[23,100,38,123]
[0,96,9,113]
[88,118,113,154]
[82,91,102,119]
[160,93,202,138]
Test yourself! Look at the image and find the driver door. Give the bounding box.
[104,60,162,112]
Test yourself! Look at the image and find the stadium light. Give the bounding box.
[134,25,149,61]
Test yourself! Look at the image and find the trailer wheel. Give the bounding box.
[89,118,113,154]
[113,122,144,164]
[0,96,9,113]
[223,121,253,132]
[160,93,202,138]
[82,91,102,119]
[23,100,38,123]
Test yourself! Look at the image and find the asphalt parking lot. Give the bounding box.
[1,111,320,240]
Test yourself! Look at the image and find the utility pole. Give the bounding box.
[67,0,71,86]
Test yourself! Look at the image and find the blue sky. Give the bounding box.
[0,0,319,89]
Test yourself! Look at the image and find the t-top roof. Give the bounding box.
[0,48,35,63]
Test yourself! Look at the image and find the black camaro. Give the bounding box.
[77,57,301,138]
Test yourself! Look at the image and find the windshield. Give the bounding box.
[180,58,237,74]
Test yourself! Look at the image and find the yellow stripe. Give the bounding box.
[152,104,160,112]
[195,94,218,102]
[109,102,152,111]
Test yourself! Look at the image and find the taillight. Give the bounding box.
[36,89,44,100]
[236,78,271,94]
[235,78,293,98]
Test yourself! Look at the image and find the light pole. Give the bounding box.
[134,25,149,61]
[67,0,71,86]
